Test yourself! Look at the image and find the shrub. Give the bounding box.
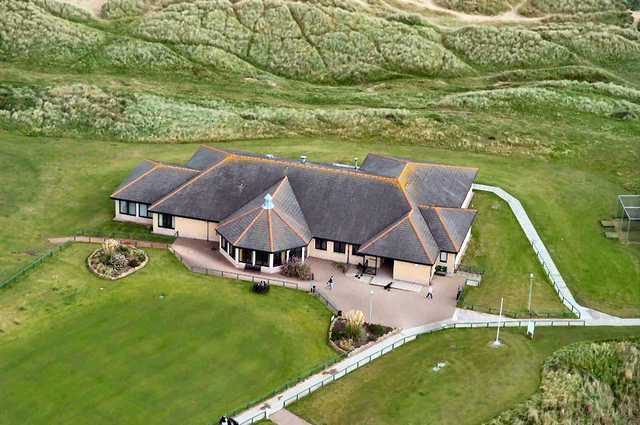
[489,340,640,424]
[252,281,270,294]
[111,253,128,271]
[281,257,312,280]
[102,239,120,256]
[344,309,365,339]
[334,262,348,273]
[367,323,390,339]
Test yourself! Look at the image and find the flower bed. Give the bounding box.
[87,240,148,280]
[329,310,393,353]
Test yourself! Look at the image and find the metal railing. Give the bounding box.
[236,317,586,424]
[68,235,170,249]
[460,303,574,319]
[170,247,304,290]
[0,241,72,289]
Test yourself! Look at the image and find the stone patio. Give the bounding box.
[171,238,461,328]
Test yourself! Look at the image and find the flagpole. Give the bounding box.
[494,297,504,347]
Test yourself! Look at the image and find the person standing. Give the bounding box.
[426,284,433,300]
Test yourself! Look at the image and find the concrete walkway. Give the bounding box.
[472,184,591,319]
[270,409,312,425]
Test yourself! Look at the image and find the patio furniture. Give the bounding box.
[604,231,619,240]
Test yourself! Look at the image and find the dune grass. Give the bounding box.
[461,192,567,317]
[289,326,640,425]
[0,244,337,424]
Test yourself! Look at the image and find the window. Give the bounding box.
[333,241,346,254]
[139,203,151,218]
[290,247,303,260]
[159,213,174,229]
[273,251,284,267]
[239,249,251,264]
[315,238,327,251]
[440,252,448,262]
[255,250,270,267]
[352,244,363,257]
[119,200,137,216]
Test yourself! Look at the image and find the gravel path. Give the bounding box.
[403,0,546,24]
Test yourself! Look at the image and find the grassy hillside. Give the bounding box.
[0,0,639,315]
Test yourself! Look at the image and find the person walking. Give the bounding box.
[426,284,433,300]
[327,275,334,290]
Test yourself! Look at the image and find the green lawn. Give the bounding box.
[1,133,638,316]
[290,326,640,425]
[461,192,567,317]
[0,244,338,424]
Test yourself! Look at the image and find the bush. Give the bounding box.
[367,323,390,339]
[252,281,270,294]
[281,257,312,280]
[334,262,348,273]
[344,309,365,339]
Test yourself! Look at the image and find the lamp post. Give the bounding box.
[369,289,374,323]
[527,273,534,313]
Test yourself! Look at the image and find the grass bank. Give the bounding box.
[461,192,567,317]
[290,326,640,425]
[0,244,337,424]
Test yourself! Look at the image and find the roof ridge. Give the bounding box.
[267,209,274,252]
[271,208,308,243]
[150,157,230,210]
[420,205,477,213]
[359,212,412,252]
[111,163,160,198]
[407,211,435,264]
[229,156,398,185]
[233,207,265,246]
[200,144,231,155]
[155,163,200,173]
[433,207,459,252]
[370,153,478,171]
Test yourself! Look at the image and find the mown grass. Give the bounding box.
[0,244,337,424]
[461,192,566,317]
[289,326,640,425]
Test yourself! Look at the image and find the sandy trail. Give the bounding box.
[633,11,640,29]
[59,0,106,16]
[406,0,546,24]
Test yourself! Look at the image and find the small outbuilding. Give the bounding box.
[618,195,640,243]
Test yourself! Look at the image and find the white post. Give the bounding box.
[527,273,534,313]
[268,253,274,268]
[369,289,374,323]
[251,251,256,266]
[234,248,239,263]
[494,297,504,346]
[301,247,306,262]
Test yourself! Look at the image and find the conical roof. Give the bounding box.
[217,177,311,252]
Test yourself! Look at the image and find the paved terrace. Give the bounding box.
[171,238,461,329]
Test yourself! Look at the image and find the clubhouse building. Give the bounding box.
[111,146,477,286]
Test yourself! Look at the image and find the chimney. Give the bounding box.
[354,157,359,170]
[300,155,307,164]
[262,193,274,209]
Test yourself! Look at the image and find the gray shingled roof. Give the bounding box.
[421,206,477,252]
[150,158,410,244]
[359,154,408,178]
[115,148,478,263]
[217,177,311,252]
[111,165,199,204]
[185,146,229,170]
[357,210,438,265]
[405,165,477,208]
[113,160,156,193]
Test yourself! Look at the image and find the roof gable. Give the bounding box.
[185,146,229,170]
[405,165,477,208]
[421,206,476,252]
[111,164,199,204]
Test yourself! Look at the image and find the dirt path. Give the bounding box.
[59,0,106,16]
[401,0,546,24]
[633,11,640,29]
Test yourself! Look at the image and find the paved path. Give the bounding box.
[472,184,591,319]
[270,409,313,425]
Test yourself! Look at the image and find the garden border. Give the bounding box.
[86,246,149,280]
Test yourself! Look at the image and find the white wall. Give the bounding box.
[455,228,472,268]
[152,213,177,236]
[462,188,474,209]
[113,200,152,225]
